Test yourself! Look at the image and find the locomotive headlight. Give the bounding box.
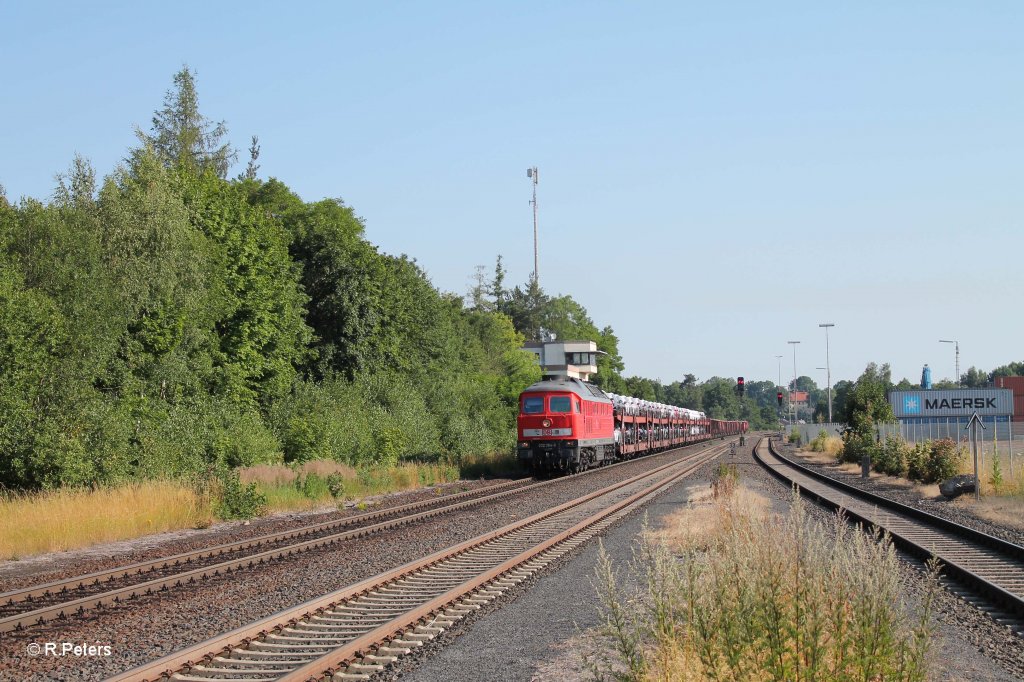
[542,419,552,428]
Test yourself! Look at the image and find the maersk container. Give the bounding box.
[889,388,1013,419]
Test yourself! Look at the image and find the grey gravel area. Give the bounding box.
[392,440,1023,682]
[778,442,1024,547]
[0,443,720,681]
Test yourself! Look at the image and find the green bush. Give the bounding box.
[873,435,908,477]
[788,427,802,446]
[326,472,346,499]
[215,469,267,519]
[924,439,963,484]
[905,442,929,482]
[297,472,330,500]
[840,431,877,465]
[901,439,964,484]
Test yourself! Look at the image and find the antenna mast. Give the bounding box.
[527,166,539,286]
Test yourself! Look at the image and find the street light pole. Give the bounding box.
[527,167,539,286]
[939,339,960,387]
[788,341,801,423]
[775,354,784,432]
[819,323,835,422]
[816,367,827,419]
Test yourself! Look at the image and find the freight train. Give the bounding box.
[516,377,748,473]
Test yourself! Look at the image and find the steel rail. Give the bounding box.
[109,444,725,682]
[1,440,717,633]
[756,438,1024,619]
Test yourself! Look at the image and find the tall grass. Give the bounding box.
[0,481,213,560]
[238,459,462,511]
[589,486,937,681]
[458,451,523,479]
[1,455,507,561]
[808,430,843,458]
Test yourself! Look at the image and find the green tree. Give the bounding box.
[135,66,236,178]
[841,363,896,439]
[992,361,1024,378]
[184,174,312,405]
[961,366,989,388]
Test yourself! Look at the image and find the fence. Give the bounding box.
[791,419,1020,478]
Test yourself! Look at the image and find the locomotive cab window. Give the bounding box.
[574,400,581,413]
[523,396,544,414]
[549,396,571,413]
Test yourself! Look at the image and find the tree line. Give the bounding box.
[0,68,543,490]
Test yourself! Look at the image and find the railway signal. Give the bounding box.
[777,391,784,407]
[736,376,745,396]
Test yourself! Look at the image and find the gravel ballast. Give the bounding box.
[397,442,1024,681]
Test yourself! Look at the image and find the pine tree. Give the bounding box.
[135,66,236,177]
[243,135,260,180]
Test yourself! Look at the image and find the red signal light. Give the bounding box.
[777,391,784,406]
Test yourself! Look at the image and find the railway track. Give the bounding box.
[757,438,1024,627]
[0,441,718,634]
[110,443,725,681]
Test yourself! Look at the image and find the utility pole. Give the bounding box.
[527,167,539,286]
[788,341,801,424]
[775,355,784,432]
[819,323,835,422]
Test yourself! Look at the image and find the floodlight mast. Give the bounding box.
[939,339,960,387]
[527,167,539,287]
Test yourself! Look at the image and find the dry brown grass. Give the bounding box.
[793,449,839,465]
[654,485,772,553]
[0,481,213,561]
[589,483,937,682]
[238,464,296,486]
[243,460,460,513]
[958,496,1024,530]
[297,460,357,478]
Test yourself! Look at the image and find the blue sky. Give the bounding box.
[2,1,1021,386]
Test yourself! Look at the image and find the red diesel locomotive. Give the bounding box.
[517,377,748,473]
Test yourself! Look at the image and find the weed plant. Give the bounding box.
[589,487,937,681]
[807,431,843,458]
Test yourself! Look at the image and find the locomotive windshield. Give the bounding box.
[549,396,571,413]
[522,396,544,414]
